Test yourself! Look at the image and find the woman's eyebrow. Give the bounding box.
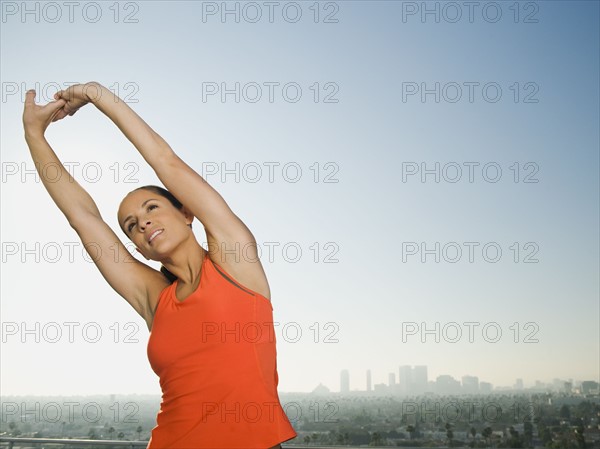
[122,198,158,226]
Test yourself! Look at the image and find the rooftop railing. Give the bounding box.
[0,438,146,449]
[0,438,366,449]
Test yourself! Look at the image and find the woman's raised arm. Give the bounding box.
[22,89,168,329]
[23,89,101,224]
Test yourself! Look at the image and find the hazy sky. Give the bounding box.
[1,1,598,396]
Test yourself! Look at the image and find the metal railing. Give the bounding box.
[0,438,383,449]
[0,438,147,449]
[0,438,353,449]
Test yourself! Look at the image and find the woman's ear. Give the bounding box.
[180,205,194,226]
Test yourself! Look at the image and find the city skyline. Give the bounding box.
[332,365,599,396]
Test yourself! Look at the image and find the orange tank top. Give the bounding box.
[146,254,297,448]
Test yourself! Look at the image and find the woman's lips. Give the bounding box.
[148,229,164,244]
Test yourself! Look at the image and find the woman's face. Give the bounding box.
[117,189,193,261]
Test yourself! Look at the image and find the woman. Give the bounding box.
[22,82,297,448]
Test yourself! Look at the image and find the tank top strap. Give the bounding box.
[205,254,273,306]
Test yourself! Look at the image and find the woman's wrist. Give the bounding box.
[83,81,105,104]
[24,129,47,143]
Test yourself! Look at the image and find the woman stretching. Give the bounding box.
[22,82,297,449]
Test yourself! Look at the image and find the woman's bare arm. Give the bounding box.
[75,82,270,298]
[23,90,168,326]
[82,83,246,237]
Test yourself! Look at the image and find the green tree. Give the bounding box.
[445,422,454,447]
[574,424,586,449]
[483,426,493,446]
[507,425,523,448]
[406,425,415,440]
[559,405,571,420]
[469,426,477,447]
[137,425,143,439]
[337,432,351,444]
[524,421,533,447]
[537,421,552,447]
[370,431,383,446]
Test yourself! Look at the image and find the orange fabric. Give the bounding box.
[146,254,297,448]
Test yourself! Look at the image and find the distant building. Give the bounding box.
[340,369,349,393]
[462,375,479,394]
[374,383,388,394]
[312,383,330,395]
[399,365,412,394]
[480,381,493,393]
[389,372,396,387]
[436,375,461,395]
[413,365,429,394]
[397,365,428,394]
[582,381,600,395]
[366,369,372,392]
[514,378,524,390]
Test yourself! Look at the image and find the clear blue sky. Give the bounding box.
[1,1,598,395]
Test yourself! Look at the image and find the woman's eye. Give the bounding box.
[126,205,156,232]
